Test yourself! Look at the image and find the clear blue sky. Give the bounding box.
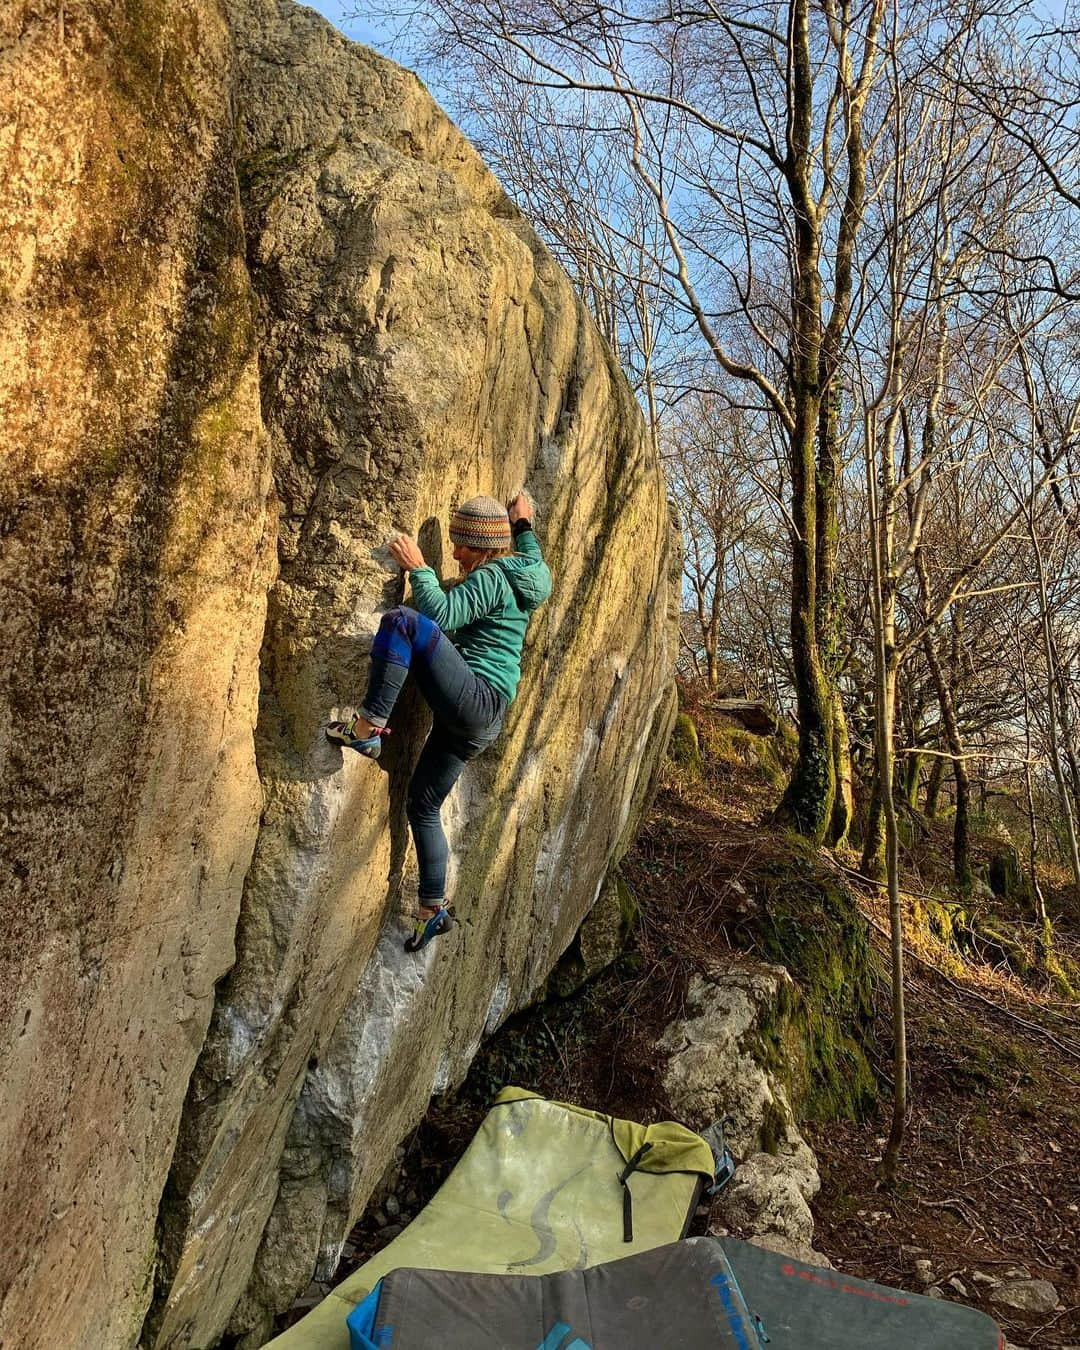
[300,0,390,50]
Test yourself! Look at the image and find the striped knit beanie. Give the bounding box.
[449,495,512,550]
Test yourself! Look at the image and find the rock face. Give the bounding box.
[0,3,274,1347]
[1,1,676,1347]
[660,970,824,1257]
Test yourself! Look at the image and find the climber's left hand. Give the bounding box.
[389,533,426,571]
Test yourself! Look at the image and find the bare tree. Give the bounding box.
[664,394,784,690]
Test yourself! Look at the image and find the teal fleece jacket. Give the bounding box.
[408,526,552,704]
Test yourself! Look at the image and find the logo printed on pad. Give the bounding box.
[710,1273,755,1350]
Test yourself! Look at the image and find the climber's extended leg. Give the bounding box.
[401,700,502,954]
[404,724,469,929]
[403,903,455,953]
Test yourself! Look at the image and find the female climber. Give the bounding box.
[326,492,551,952]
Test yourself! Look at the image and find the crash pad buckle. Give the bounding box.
[706,1116,738,1196]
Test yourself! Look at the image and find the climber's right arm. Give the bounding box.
[511,518,542,558]
[408,564,505,631]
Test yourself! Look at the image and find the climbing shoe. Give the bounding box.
[404,905,454,953]
[325,717,387,758]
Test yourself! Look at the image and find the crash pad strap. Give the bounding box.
[617,1142,653,1242]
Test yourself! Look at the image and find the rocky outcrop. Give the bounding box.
[659,970,826,1262]
[1,2,676,1346]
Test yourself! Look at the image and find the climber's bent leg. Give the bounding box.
[358,606,444,728]
[407,633,508,751]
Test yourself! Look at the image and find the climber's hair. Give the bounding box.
[472,546,514,564]
[449,544,515,585]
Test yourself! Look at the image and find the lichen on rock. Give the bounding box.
[1,0,678,1346]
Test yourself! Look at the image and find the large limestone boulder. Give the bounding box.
[0,3,273,1347]
[1,1,677,1346]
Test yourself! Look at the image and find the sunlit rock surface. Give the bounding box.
[0,2,274,1346]
[0,1,677,1345]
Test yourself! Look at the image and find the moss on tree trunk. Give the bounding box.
[752,838,879,1122]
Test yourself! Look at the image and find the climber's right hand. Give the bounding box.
[388,533,426,571]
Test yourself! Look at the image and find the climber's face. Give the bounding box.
[452,542,486,575]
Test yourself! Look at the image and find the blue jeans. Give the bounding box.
[360,607,506,903]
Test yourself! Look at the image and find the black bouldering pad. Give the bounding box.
[351,1238,758,1349]
[347,1236,1005,1350]
[721,1239,1003,1349]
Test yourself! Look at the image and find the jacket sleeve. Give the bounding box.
[512,521,543,560]
[408,564,508,631]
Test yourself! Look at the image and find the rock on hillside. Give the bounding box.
[0,2,677,1347]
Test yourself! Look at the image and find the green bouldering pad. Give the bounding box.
[267,1088,714,1349]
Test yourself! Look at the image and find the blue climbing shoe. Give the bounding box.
[325,717,387,758]
[404,905,454,953]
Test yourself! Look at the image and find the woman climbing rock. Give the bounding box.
[327,492,551,952]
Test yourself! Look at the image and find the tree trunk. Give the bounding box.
[879,658,907,1183]
[829,685,855,848]
[706,648,719,691]
[917,566,971,888]
[775,406,835,841]
[818,383,852,848]
[867,416,906,1180]
[774,0,838,844]
[924,754,944,819]
[1023,760,1050,928]
[860,776,886,881]
[903,752,922,809]
[1033,537,1080,898]
[1053,663,1080,848]
[1018,642,1051,935]
[953,758,972,889]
